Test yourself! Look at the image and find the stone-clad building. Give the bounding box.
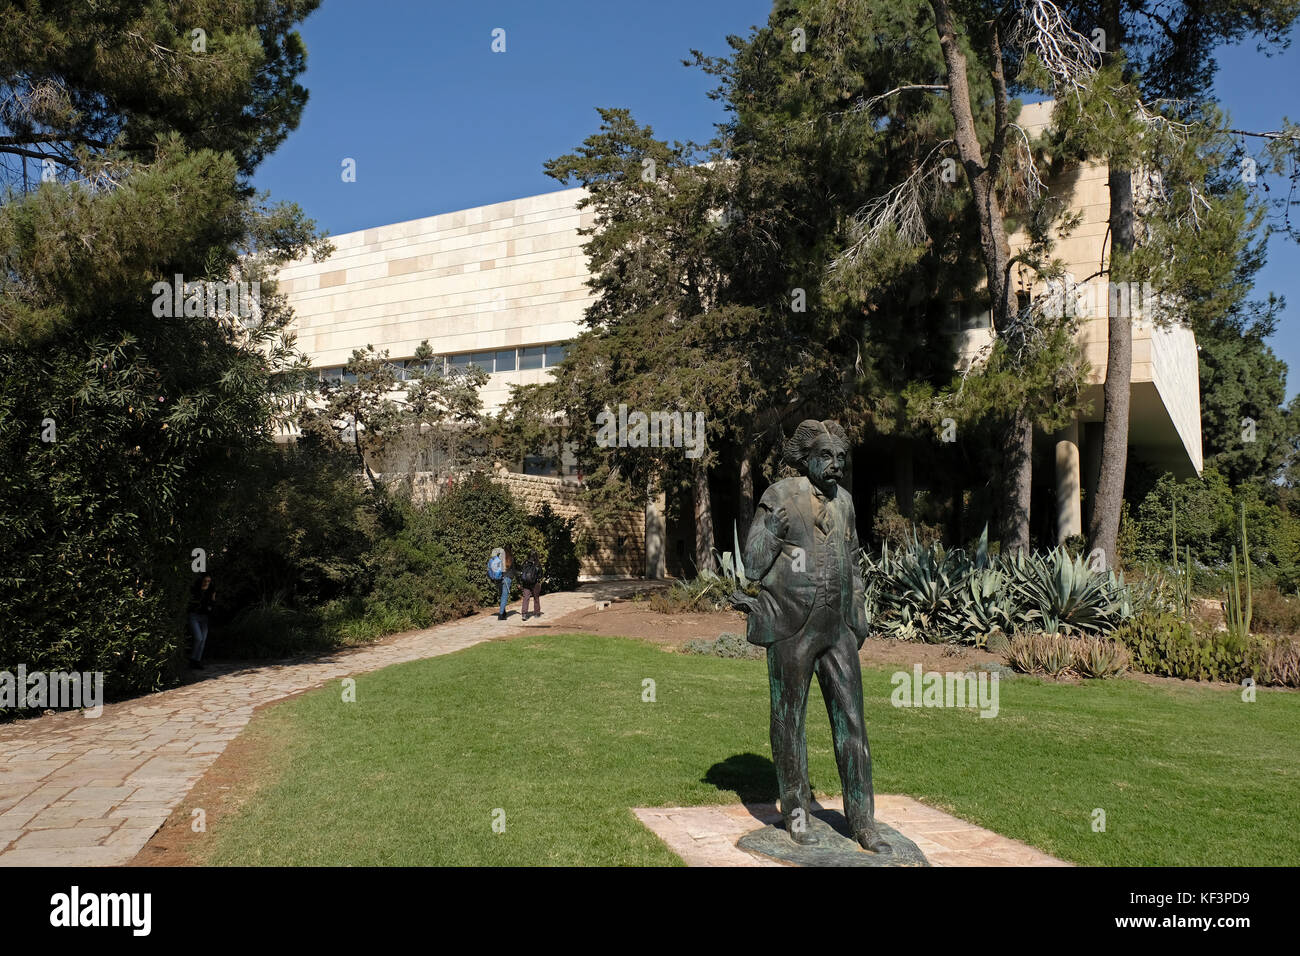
[275,100,1201,574]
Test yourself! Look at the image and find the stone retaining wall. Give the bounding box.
[492,472,644,578]
[385,470,644,578]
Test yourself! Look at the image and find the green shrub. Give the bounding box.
[363,529,479,627]
[1112,611,1250,683]
[713,632,764,659]
[424,472,547,605]
[527,502,581,592]
[221,599,324,658]
[1248,587,1300,635]
[681,633,765,660]
[218,427,379,616]
[1127,468,1300,587]
[0,563,179,718]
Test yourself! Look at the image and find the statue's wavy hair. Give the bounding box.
[783,419,849,471]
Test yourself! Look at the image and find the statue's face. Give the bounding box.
[806,434,845,495]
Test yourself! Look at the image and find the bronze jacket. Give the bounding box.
[742,476,870,647]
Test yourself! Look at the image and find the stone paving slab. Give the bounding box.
[0,582,646,867]
[634,795,1072,867]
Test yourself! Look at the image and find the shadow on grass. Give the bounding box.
[703,754,874,840]
[703,752,778,804]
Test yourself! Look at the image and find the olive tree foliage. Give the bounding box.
[314,341,491,493]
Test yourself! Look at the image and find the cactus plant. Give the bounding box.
[1224,504,1253,642]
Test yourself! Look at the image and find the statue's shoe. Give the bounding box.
[854,825,893,854]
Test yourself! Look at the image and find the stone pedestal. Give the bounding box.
[737,811,928,867]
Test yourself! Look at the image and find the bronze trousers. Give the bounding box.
[765,602,876,834]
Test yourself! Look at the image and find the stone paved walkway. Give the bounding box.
[634,795,1071,866]
[0,582,644,866]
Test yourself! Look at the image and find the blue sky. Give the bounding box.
[252,0,1300,397]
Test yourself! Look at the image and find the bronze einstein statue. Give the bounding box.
[739,419,892,854]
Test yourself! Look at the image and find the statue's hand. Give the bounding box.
[728,589,758,614]
[765,505,789,539]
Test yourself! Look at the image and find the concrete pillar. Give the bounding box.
[1055,420,1082,544]
[645,487,666,579]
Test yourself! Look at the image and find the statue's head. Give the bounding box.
[785,420,849,497]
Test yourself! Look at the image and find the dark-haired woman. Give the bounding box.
[187,573,216,668]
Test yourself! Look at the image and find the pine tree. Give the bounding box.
[1047,0,1299,566]
[0,2,324,695]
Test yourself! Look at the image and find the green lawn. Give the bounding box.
[203,634,1300,866]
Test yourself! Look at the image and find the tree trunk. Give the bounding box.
[893,436,914,520]
[645,474,666,580]
[1089,167,1134,570]
[1089,1,1133,572]
[930,0,1031,552]
[738,447,755,543]
[1002,409,1033,554]
[693,457,717,574]
[352,409,378,489]
[948,469,965,547]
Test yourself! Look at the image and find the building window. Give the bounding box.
[522,454,558,476]
[316,345,572,383]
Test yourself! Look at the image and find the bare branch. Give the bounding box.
[1006,122,1045,202]
[828,140,953,273]
[1010,0,1101,101]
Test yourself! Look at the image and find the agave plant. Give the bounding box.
[712,520,761,612]
[871,532,973,642]
[860,524,1133,645]
[1074,635,1131,678]
[1005,548,1127,636]
[1041,633,1076,677]
[960,566,1013,644]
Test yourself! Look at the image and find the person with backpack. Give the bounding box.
[518,551,544,620]
[489,545,514,620]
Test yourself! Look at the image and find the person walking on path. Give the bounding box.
[518,551,544,620]
[495,545,514,620]
[187,573,217,668]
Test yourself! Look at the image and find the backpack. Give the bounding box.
[487,553,504,582]
[518,559,541,588]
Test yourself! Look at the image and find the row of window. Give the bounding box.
[316,343,568,384]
